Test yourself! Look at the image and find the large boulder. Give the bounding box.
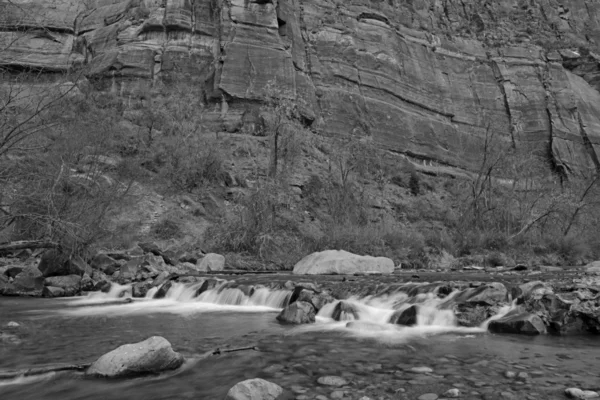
[196,253,225,272]
[293,250,394,275]
[90,253,120,275]
[86,336,184,378]
[585,261,600,273]
[488,310,546,335]
[225,378,283,400]
[44,274,82,296]
[37,249,69,277]
[2,266,44,296]
[389,305,418,326]
[276,301,315,324]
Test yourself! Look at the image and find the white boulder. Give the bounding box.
[86,336,184,378]
[293,250,394,275]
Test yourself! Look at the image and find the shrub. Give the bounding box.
[151,219,183,240]
[409,172,420,196]
[162,137,226,192]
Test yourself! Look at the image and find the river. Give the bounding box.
[0,277,598,400]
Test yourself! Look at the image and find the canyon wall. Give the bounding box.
[2,0,600,176]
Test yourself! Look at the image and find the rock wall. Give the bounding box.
[1,0,600,176]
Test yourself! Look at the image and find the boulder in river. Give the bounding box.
[44,274,81,296]
[225,378,283,400]
[196,253,225,272]
[86,336,184,378]
[454,304,497,327]
[488,310,546,335]
[43,286,66,298]
[584,261,600,274]
[454,282,508,305]
[332,301,360,321]
[389,305,418,326]
[276,301,315,324]
[1,266,44,296]
[293,250,394,275]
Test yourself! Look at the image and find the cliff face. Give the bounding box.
[2,0,600,176]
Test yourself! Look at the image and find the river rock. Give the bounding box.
[565,388,600,399]
[37,249,68,277]
[454,282,508,305]
[154,281,174,299]
[276,301,315,324]
[225,378,283,400]
[444,388,461,398]
[196,253,225,272]
[80,273,94,291]
[43,286,66,298]
[2,266,44,296]
[91,253,119,275]
[86,336,184,378]
[585,261,600,274]
[454,303,496,327]
[332,301,360,321]
[293,250,394,275]
[289,287,334,312]
[488,310,546,335]
[389,305,418,326]
[132,280,153,298]
[317,376,348,387]
[44,274,81,296]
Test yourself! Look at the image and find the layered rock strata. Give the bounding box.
[1,0,600,175]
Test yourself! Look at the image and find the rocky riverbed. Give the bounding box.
[2,245,600,399]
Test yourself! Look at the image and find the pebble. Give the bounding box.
[330,391,345,399]
[444,388,461,398]
[517,372,529,380]
[7,321,19,327]
[565,388,600,399]
[504,371,516,379]
[317,376,348,387]
[411,366,433,374]
[417,394,438,400]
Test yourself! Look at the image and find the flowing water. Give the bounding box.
[0,278,598,400]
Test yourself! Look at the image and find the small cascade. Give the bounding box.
[145,287,158,299]
[143,280,293,308]
[70,283,132,305]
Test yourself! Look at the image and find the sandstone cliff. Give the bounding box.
[2,0,600,176]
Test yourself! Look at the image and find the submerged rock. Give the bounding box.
[225,378,283,400]
[488,311,546,335]
[317,376,348,387]
[389,305,418,326]
[276,301,315,324]
[565,388,599,399]
[86,336,184,378]
[293,250,394,275]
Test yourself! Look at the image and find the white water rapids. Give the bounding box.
[58,279,517,342]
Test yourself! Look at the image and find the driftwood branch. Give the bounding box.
[0,363,91,379]
[0,240,59,252]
